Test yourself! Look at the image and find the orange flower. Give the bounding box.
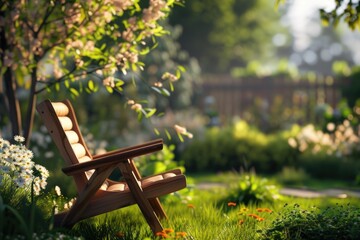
[187,204,195,209]
[257,208,273,213]
[247,213,266,222]
[163,228,174,234]
[156,232,170,238]
[263,208,273,213]
[238,219,245,225]
[228,202,237,207]
[248,213,261,219]
[176,231,187,237]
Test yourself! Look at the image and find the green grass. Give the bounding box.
[3,171,360,239]
[67,184,360,240]
[188,171,359,190]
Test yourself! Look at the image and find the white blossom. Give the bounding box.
[0,136,49,195]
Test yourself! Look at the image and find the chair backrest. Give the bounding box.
[37,99,93,191]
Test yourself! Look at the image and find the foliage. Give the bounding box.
[298,153,360,180]
[139,21,202,112]
[169,0,285,72]
[0,0,185,145]
[261,203,360,240]
[0,193,79,240]
[0,136,80,239]
[275,167,310,186]
[287,120,360,180]
[63,184,360,239]
[181,120,298,173]
[342,67,360,108]
[276,0,360,31]
[0,136,49,197]
[180,119,360,181]
[2,167,360,239]
[288,121,360,159]
[225,173,282,206]
[136,144,184,176]
[320,0,360,30]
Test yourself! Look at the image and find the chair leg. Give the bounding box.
[135,196,164,234]
[149,198,167,219]
[119,161,163,234]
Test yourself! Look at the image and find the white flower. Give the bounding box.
[131,103,142,111]
[326,122,335,131]
[0,136,49,195]
[102,76,115,87]
[55,186,61,196]
[14,135,25,143]
[14,177,26,187]
[287,138,297,148]
[174,124,193,139]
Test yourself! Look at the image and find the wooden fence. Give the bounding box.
[201,75,350,126]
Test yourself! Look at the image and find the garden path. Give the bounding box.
[196,183,360,198]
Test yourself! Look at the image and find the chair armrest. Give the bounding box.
[92,139,163,160]
[62,139,163,175]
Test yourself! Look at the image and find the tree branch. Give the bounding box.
[35,65,104,94]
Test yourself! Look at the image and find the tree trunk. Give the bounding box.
[23,67,38,147]
[0,23,22,139]
[2,68,22,138]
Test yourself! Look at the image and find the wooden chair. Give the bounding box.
[36,99,186,234]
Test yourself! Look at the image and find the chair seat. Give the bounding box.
[62,172,186,223]
[106,172,179,192]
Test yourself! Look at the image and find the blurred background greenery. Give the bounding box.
[1,0,360,197]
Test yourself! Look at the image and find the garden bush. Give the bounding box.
[180,119,360,181]
[261,203,360,240]
[298,153,360,180]
[180,120,298,174]
[289,121,360,180]
[0,136,77,239]
[275,167,310,185]
[223,173,282,205]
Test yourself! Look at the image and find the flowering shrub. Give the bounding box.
[0,136,49,196]
[288,120,360,158]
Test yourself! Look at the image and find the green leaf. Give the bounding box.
[165,129,172,140]
[169,82,174,92]
[139,47,150,55]
[131,63,137,71]
[177,132,184,142]
[115,79,125,87]
[106,86,113,93]
[154,128,160,136]
[176,69,181,79]
[151,87,162,94]
[145,108,157,118]
[137,111,143,121]
[64,79,70,88]
[160,88,171,97]
[88,80,95,91]
[178,65,186,72]
[70,88,79,97]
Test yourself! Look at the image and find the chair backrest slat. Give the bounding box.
[36,100,93,191]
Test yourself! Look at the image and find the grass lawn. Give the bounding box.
[188,171,359,190]
[66,172,360,240]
